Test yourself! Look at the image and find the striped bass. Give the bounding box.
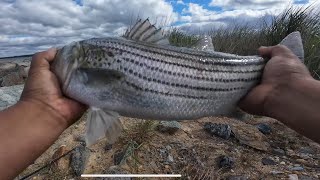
[52,19,304,145]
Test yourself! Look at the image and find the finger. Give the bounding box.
[30,48,57,71]
[258,46,273,59]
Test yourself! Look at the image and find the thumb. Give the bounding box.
[258,46,273,59]
[238,84,273,116]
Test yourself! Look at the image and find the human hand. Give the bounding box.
[20,48,87,126]
[239,45,311,116]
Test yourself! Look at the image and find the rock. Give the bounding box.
[227,175,248,180]
[217,155,234,169]
[299,175,318,180]
[51,145,69,171]
[101,166,131,180]
[296,159,307,164]
[18,65,29,78]
[289,166,304,171]
[0,85,23,110]
[261,158,277,165]
[157,121,181,134]
[270,170,284,175]
[229,108,253,121]
[231,122,270,151]
[113,150,126,165]
[0,62,17,77]
[204,123,232,139]
[167,154,174,163]
[74,135,86,143]
[70,145,90,176]
[272,148,286,156]
[288,174,299,180]
[1,71,24,86]
[256,123,272,135]
[280,161,286,165]
[104,143,113,151]
[298,147,314,155]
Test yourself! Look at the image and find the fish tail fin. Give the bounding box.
[85,107,123,146]
[279,31,304,62]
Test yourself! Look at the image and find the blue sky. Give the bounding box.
[0,0,317,57]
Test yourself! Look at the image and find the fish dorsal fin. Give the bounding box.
[192,35,214,52]
[279,31,304,62]
[123,18,169,45]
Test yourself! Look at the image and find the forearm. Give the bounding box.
[0,100,68,179]
[265,77,320,143]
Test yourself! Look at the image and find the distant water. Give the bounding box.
[0,55,32,63]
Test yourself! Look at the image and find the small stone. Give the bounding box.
[166,145,172,151]
[262,158,277,165]
[104,143,113,151]
[167,154,174,163]
[164,165,170,169]
[273,148,286,156]
[299,175,318,180]
[74,135,85,143]
[289,166,304,171]
[70,145,90,176]
[51,145,69,171]
[227,175,248,180]
[298,147,314,155]
[270,170,284,175]
[288,174,299,180]
[204,122,232,139]
[113,150,126,165]
[296,159,307,164]
[218,155,234,169]
[256,123,272,135]
[280,161,286,165]
[157,121,181,134]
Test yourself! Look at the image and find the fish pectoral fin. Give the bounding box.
[192,35,215,52]
[123,18,169,45]
[279,31,304,62]
[85,108,123,146]
[77,68,125,86]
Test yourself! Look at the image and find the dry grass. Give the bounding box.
[169,6,320,80]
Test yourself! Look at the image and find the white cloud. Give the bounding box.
[0,0,178,57]
[177,0,185,5]
[209,0,290,10]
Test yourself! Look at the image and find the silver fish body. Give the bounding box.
[52,20,303,145]
[54,37,265,120]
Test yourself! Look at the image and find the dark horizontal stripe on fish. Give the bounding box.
[121,58,261,83]
[110,47,263,73]
[124,81,246,100]
[103,39,266,67]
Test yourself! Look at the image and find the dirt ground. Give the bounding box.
[18,115,320,180]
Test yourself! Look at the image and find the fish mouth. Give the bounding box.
[53,41,84,94]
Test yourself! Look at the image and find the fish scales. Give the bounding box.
[65,37,264,120]
[52,19,304,145]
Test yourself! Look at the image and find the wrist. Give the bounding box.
[263,75,316,120]
[16,99,69,130]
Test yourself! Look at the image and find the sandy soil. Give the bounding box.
[17,115,320,180]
